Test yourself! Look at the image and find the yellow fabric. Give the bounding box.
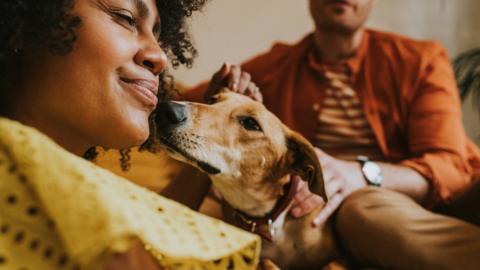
[0,117,260,270]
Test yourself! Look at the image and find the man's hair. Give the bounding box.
[0,0,208,169]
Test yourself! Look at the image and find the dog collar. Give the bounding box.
[226,175,300,242]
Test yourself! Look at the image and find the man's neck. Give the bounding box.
[312,27,365,63]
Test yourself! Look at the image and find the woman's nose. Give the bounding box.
[134,38,168,76]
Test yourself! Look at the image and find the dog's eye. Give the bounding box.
[238,116,262,132]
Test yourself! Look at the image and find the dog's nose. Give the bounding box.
[156,101,187,127]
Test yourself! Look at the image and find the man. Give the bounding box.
[183,0,480,268]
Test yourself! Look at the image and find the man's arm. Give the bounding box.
[377,162,430,203]
[304,149,430,225]
[399,42,475,205]
[318,154,431,204]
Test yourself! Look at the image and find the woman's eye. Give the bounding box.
[115,12,137,28]
[238,116,262,132]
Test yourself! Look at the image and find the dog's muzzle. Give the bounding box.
[155,101,223,175]
[156,101,188,130]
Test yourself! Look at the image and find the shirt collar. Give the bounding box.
[307,29,370,77]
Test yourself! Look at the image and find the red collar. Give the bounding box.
[224,176,300,242]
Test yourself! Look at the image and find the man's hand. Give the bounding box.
[204,62,263,103]
[290,148,367,226]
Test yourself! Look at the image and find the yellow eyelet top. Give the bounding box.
[0,117,260,270]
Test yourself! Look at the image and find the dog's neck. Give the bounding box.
[209,176,285,217]
[211,174,299,241]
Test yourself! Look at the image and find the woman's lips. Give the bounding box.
[119,78,159,108]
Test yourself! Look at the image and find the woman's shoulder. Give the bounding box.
[0,117,261,269]
[0,117,79,269]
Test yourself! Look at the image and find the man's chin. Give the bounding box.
[317,19,359,35]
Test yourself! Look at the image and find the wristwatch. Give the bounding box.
[356,155,383,187]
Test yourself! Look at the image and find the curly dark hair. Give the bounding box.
[0,0,208,169]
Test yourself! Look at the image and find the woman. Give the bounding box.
[0,0,260,269]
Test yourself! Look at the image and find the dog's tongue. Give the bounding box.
[278,175,300,208]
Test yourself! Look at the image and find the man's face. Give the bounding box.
[309,0,374,34]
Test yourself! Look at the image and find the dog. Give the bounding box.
[156,89,339,269]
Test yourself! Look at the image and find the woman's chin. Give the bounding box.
[107,119,150,149]
[126,125,150,147]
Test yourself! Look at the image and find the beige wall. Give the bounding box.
[171,0,312,86]
[171,0,480,142]
[369,0,480,54]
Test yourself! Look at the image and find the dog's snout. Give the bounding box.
[156,101,187,127]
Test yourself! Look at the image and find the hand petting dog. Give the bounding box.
[291,148,368,226]
[204,63,263,102]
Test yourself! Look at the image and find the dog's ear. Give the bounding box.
[218,87,232,94]
[206,87,232,104]
[284,131,328,202]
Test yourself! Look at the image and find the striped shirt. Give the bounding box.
[313,66,383,161]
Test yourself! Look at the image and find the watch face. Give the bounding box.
[363,161,382,185]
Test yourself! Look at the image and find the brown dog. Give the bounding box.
[156,89,339,269]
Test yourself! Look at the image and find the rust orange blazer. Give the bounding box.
[186,29,480,206]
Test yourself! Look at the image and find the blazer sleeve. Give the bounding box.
[399,43,476,206]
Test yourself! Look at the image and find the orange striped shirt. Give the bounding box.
[313,67,383,161]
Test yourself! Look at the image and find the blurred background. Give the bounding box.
[170,0,480,144]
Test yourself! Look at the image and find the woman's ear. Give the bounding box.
[284,131,328,202]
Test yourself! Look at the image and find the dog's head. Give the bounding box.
[156,89,327,216]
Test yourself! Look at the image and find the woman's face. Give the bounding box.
[13,0,167,154]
